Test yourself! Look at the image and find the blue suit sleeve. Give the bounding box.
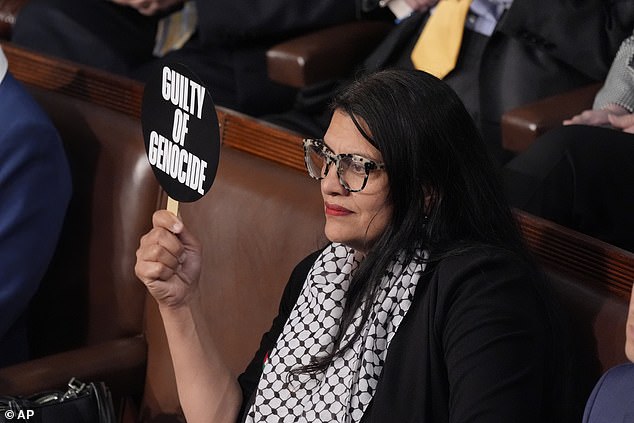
[582,363,634,422]
[0,74,72,343]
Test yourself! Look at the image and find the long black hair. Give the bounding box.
[299,68,530,375]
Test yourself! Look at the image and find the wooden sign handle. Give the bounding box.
[167,196,179,215]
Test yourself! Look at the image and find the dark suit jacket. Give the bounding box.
[176,0,362,115]
[237,246,569,422]
[583,362,634,422]
[196,0,359,47]
[361,0,634,163]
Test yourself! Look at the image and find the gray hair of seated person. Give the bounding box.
[298,68,528,376]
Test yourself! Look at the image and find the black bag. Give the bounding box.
[0,378,116,423]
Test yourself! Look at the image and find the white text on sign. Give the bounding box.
[148,66,209,195]
[161,67,206,119]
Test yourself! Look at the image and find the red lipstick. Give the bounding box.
[325,202,353,216]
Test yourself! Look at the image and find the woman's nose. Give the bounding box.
[321,165,348,196]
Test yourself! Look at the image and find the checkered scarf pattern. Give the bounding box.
[246,243,425,422]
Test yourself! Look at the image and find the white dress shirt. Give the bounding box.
[387,0,513,35]
[467,0,513,36]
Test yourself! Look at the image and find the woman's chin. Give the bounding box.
[325,226,350,246]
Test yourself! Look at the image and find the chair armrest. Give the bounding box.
[266,21,393,88]
[0,336,147,398]
[0,0,28,40]
[501,83,602,153]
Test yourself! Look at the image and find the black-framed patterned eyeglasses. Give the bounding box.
[302,138,386,192]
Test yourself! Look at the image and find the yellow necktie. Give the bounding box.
[153,1,198,57]
[410,0,471,79]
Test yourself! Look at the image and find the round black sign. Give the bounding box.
[141,62,220,202]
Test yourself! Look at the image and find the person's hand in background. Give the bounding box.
[608,113,634,134]
[563,104,630,128]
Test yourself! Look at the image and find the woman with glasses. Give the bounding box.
[135,69,568,423]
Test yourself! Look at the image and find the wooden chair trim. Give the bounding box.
[515,210,634,300]
[219,110,305,172]
[3,41,307,173]
[2,42,144,117]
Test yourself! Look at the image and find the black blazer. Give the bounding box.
[359,0,634,162]
[237,246,571,422]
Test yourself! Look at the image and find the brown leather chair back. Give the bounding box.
[551,273,628,416]
[25,86,161,357]
[516,210,632,420]
[138,146,326,421]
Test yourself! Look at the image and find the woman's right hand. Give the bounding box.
[135,210,202,308]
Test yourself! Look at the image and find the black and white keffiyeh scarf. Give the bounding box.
[246,243,425,423]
